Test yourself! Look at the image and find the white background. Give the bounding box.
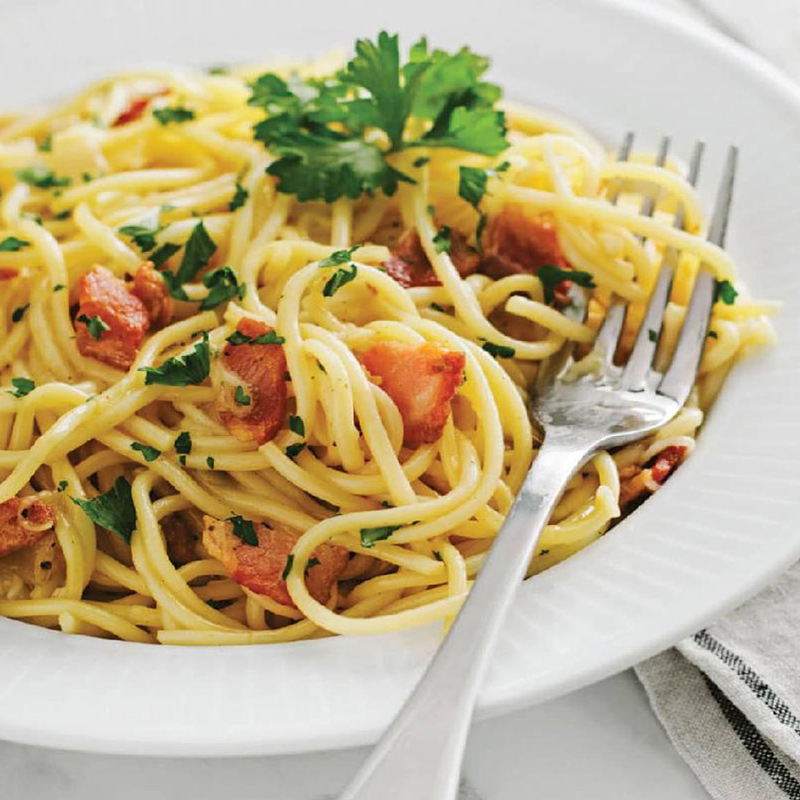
[2,0,797,797]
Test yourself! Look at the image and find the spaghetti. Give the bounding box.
[0,35,775,645]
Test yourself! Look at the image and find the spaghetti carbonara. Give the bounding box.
[0,34,775,645]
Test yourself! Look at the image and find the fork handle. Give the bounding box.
[337,437,593,800]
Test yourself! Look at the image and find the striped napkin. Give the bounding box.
[636,559,800,800]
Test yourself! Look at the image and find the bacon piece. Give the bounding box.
[619,445,687,510]
[130,261,173,328]
[161,514,198,566]
[75,266,150,370]
[359,341,465,444]
[112,89,169,127]
[0,497,56,559]
[202,515,348,608]
[383,230,480,288]
[215,318,287,445]
[481,205,568,279]
[0,269,18,281]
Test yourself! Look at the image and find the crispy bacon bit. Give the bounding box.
[215,318,287,445]
[481,205,568,279]
[383,230,480,288]
[161,514,198,566]
[0,497,56,559]
[0,269,18,281]
[130,261,173,328]
[75,266,150,370]
[359,341,465,444]
[202,515,348,608]
[619,445,687,510]
[112,89,169,127]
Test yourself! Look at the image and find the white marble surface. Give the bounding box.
[3,1,797,798]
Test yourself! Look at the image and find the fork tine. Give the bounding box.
[622,141,705,391]
[658,145,738,403]
[592,135,669,368]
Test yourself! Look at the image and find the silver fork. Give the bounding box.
[337,137,737,800]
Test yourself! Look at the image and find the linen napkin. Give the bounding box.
[636,559,800,800]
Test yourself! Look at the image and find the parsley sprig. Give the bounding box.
[72,477,137,544]
[248,32,508,203]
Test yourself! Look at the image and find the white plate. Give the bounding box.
[1,0,799,757]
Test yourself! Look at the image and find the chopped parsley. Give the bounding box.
[139,333,210,386]
[153,106,195,125]
[200,266,245,310]
[289,415,305,436]
[228,515,258,546]
[174,431,192,456]
[432,225,451,254]
[708,330,719,339]
[53,284,66,292]
[119,222,161,253]
[282,554,294,580]
[77,313,110,340]
[150,242,181,268]
[8,377,35,398]
[207,65,229,76]
[229,183,249,211]
[16,165,71,189]
[433,550,443,561]
[206,456,215,469]
[536,264,596,305]
[413,156,430,167]
[131,442,161,462]
[323,263,357,297]
[0,236,30,252]
[174,221,217,285]
[482,341,515,359]
[648,328,658,343]
[11,304,30,323]
[285,442,306,459]
[71,476,137,544]
[458,166,489,210]
[234,385,251,406]
[248,33,507,203]
[430,302,445,312]
[714,279,738,305]
[539,548,550,556]
[319,245,361,267]
[226,329,285,346]
[57,480,68,492]
[360,525,400,548]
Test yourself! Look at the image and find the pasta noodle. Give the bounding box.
[0,38,775,646]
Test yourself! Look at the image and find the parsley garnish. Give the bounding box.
[708,330,719,339]
[16,165,71,189]
[200,266,245,310]
[285,442,306,459]
[482,341,515,359]
[206,456,215,469]
[119,222,161,253]
[11,304,30,322]
[150,242,181,268]
[72,476,137,544]
[229,183,249,211]
[139,333,210,386]
[53,284,66,292]
[430,302,445,312]
[0,236,30,252]
[413,156,430,167]
[360,525,400,548]
[228,515,258,546]
[57,480,68,492]
[714,279,738,305]
[306,557,320,572]
[131,442,161,462]
[248,33,507,203]
[539,548,550,556]
[433,550,443,561]
[536,264,596,305]
[226,329,285,346]
[234,385,251,406]
[174,431,192,458]
[289,415,305,436]
[8,377,35,398]
[319,245,361,267]
[207,65,229,76]
[174,221,216,285]
[323,263,357,297]
[432,225,451,254]
[458,166,489,210]
[153,106,195,125]
[282,554,294,580]
[77,314,110,340]
[648,329,658,343]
